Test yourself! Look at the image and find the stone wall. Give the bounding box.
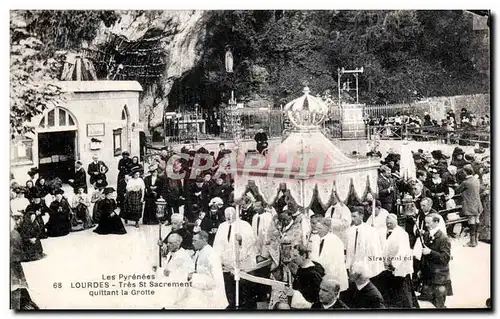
[415,93,490,121]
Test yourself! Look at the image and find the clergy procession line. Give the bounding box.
[10,140,490,310]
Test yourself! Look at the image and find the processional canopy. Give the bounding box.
[284,87,329,130]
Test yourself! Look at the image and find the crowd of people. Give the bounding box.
[10,136,490,309]
[365,108,490,146]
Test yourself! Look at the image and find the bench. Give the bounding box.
[439,206,469,237]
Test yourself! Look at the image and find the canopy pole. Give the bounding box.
[234,204,240,309]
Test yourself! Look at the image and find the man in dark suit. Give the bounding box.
[87,155,108,186]
[377,165,398,214]
[455,165,483,247]
[68,161,87,193]
[342,263,386,309]
[420,213,452,308]
[312,276,349,309]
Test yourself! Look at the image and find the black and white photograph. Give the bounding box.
[9,9,491,310]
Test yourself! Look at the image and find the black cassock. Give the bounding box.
[93,199,127,235]
[142,175,164,225]
[47,199,72,237]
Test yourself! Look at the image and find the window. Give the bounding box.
[11,137,33,165]
[47,110,55,127]
[113,128,122,156]
[39,107,77,129]
[59,109,67,126]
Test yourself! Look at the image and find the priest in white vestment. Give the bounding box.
[251,203,274,258]
[156,233,195,308]
[309,217,349,291]
[184,231,228,309]
[163,233,195,278]
[366,200,390,248]
[324,202,351,250]
[379,214,415,308]
[346,208,384,279]
[213,207,257,308]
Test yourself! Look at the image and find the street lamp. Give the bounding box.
[155,196,167,267]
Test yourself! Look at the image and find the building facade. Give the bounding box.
[11,81,143,188]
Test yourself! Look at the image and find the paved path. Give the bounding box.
[22,220,489,309]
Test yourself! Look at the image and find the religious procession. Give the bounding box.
[10,10,491,311]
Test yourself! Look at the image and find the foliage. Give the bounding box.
[177,10,489,108]
[10,10,120,139]
[23,10,119,57]
[10,34,65,139]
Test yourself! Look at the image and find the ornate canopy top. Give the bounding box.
[284,87,329,130]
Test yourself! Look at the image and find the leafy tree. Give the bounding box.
[177,10,488,109]
[10,10,119,139]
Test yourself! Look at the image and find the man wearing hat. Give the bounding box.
[455,165,483,247]
[377,165,398,214]
[46,189,72,237]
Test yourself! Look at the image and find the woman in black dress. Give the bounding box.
[24,180,38,202]
[46,189,72,237]
[24,191,49,239]
[94,187,127,235]
[19,192,46,261]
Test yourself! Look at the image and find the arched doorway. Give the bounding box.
[37,107,78,181]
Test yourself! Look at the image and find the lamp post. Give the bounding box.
[155,196,167,267]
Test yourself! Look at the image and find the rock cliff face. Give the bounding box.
[92,10,208,129]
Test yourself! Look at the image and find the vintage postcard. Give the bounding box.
[9,9,491,310]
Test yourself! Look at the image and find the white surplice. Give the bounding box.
[383,226,413,277]
[366,208,390,248]
[213,219,257,272]
[164,248,195,277]
[325,203,351,249]
[156,248,195,308]
[251,211,273,256]
[309,233,349,291]
[346,222,384,278]
[184,245,228,309]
